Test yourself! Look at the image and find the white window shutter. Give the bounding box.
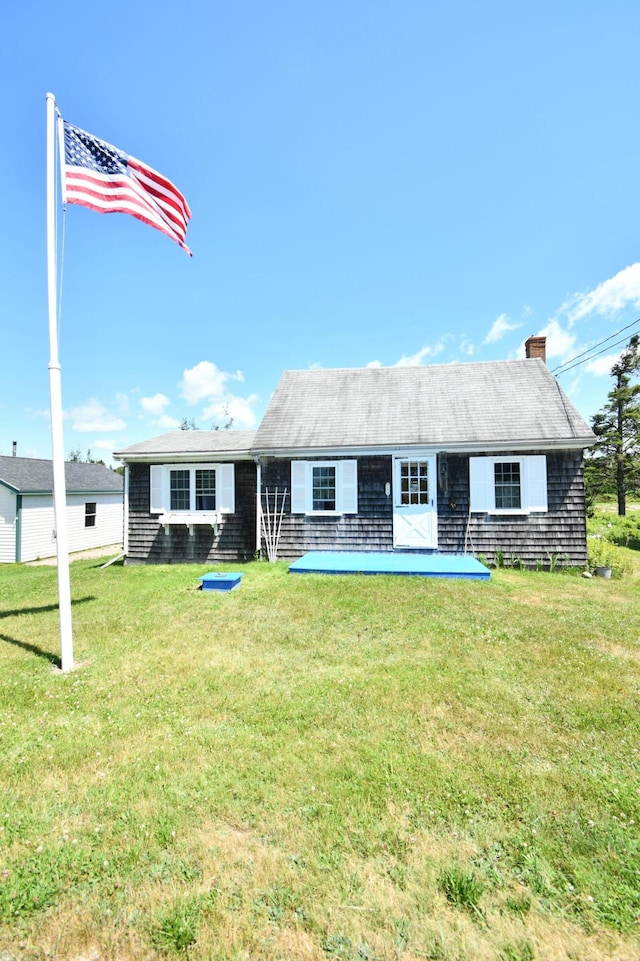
[339,460,358,513]
[150,465,166,514]
[290,461,308,513]
[217,464,235,514]
[469,457,494,512]
[525,455,548,512]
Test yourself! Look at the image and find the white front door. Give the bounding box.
[392,456,438,549]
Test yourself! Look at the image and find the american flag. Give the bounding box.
[62,121,192,255]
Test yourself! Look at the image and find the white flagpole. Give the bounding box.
[46,92,74,672]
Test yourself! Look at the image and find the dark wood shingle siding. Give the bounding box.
[263,451,587,567]
[437,450,588,567]
[126,462,256,564]
[260,457,392,559]
[127,449,588,568]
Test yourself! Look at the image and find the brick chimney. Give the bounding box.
[525,335,546,363]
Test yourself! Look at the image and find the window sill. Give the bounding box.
[157,511,222,535]
[471,509,548,516]
[157,511,222,523]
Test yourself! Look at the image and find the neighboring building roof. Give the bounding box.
[253,360,595,453]
[0,456,123,494]
[114,430,257,461]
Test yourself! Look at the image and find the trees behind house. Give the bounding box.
[179,406,234,431]
[67,448,105,465]
[586,335,640,515]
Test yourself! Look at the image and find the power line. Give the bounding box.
[552,317,640,376]
[554,331,640,376]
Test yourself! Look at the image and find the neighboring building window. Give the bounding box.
[399,460,429,505]
[150,463,235,515]
[469,455,547,514]
[312,465,336,511]
[85,502,97,527]
[494,461,521,510]
[291,460,358,514]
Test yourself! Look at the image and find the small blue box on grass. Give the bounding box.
[199,572,242,592]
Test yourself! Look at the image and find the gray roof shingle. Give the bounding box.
[253,360,595,452]
[0,456,123,494]
[114,430,256,460]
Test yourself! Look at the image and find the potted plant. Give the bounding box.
[587,536,618,578]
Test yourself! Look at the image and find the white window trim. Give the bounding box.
[469,455,548,514]
[290,460,358,515]
[149,463,235,518]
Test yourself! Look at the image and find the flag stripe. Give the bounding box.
[127,167,189,238]
[62,120,192,255]
[126,171,188,240]
[64,170,187,247]
[129,158,192,222]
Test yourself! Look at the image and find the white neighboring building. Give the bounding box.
[0,456,123,563]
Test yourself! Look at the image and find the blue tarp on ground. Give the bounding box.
[288,552,490,580]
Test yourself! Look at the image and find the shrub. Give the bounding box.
[587,536,632,578]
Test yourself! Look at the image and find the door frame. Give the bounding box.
[392,454,438,549]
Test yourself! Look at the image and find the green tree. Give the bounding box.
[67,447,106,466]
[587,335,640,515]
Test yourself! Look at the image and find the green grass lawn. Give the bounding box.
[0,548,639,961]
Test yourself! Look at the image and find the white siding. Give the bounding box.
[0,486,17,563]
[66,493,124,553]
[19,493,123,562]
[19,496,57,562]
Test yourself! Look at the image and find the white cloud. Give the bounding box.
[69,399,127,433]
[584,353,621,377]
[179,361,243,404]
[157,414,181,430]
[563,262,640,325]
[26,407,51,421]
[395,340,446,366]
[202,395,259,429]
[140,393,171,416]
[483,313,522,344]
[92,439,116,452]
[115,393,130,414]
[459,338,475,357]
[177,360,258,428]
[366,359,383,368]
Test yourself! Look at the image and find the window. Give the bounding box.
[469,455,547,514]
[195,469,216,510]
[494,461,521,510]
[150,464,235,515]
[85,502,97,527]
[170,470,190,510]
[312,465,336,511]
[291,460,358,514]
[399,460,429,505]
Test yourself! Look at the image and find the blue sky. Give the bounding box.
[2,1,640,465]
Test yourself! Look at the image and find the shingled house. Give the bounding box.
[114,338,595,568]
[0,456,123,563]
[115,430,258,564]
